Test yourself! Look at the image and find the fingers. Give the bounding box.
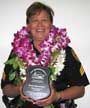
[19,81,34,103]
[34,98,49,106]
[19,82,57,106]
[34,83,55,106]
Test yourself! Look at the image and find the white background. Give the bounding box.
[0,0,90,108]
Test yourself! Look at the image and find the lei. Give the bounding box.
[6,25,70,81]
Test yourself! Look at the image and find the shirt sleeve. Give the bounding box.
[64,46,89,87]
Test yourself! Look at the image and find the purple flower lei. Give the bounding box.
[12,25,70,67]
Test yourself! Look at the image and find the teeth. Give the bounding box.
[37,29,44,32]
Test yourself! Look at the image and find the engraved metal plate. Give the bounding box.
[22,65,50,100]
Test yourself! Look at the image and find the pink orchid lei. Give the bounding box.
[12,25,70,80]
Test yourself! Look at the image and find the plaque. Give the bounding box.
[22,65,50,100]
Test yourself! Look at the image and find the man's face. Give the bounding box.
[27,10,52,42]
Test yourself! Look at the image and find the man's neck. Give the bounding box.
[33,40,41,52]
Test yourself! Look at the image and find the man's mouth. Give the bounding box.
[37,29,44,32]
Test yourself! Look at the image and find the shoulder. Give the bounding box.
[64,46,73,59]
[7,49,16,59]
[65,46,80,61]
[65,46,74,53]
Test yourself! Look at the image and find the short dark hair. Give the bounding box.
[26,2,54,24]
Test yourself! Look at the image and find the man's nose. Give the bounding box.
[37,20,43,27]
